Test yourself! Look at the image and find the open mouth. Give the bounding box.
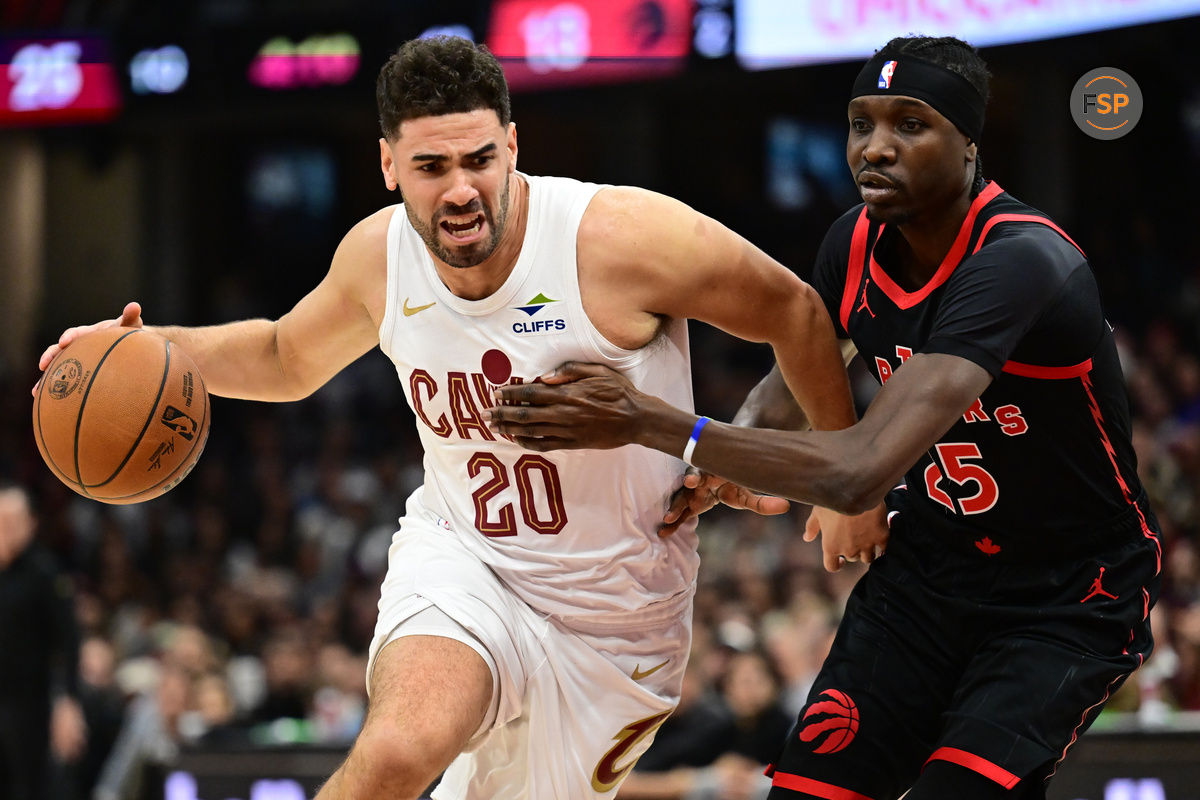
[858,173,898,202]
[440,213,486,242]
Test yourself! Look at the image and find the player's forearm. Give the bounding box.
[769,284,857,432]
[634,398,874,513]
[147,319,310,402]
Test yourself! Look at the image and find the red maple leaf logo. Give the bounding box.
[974,537,1001,555]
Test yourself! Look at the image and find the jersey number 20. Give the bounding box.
[468,452,567,536]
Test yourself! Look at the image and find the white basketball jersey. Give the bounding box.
[379,174,699,627]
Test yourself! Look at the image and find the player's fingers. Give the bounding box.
[824,550,843,573]
[493,381,568,407]
[485,402,561,431]
[38,343,60,371]
[663,488,693,525]
[120,301,144,328]
[803,512,821,542]
[749,492,790,516]
[658,508,696,538]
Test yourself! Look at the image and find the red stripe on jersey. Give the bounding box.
[840,209,872,331]
[1080,373,1162,572]
[925,747,1020,789]
[868,182,1003,310]
[1001,359,1093,379]
[971,213,1086,257]
[771,771,876,800]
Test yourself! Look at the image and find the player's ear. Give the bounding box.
[379,138,399,191]
[965,138,978,166]
[507,122,518,172]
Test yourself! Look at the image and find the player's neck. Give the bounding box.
[434,173,530,300]
[892,191,973,286]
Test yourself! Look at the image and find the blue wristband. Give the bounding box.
[682,416,711,466]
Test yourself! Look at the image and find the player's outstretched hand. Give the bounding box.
[805,504,889,572]
[34,302,144,396]
[659,467,790,538]
[486,361,661,451]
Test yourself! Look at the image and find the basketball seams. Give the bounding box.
[100,342,211,503]
[72,329,144,495]
[81,331,172,489]
[36,328,209,504]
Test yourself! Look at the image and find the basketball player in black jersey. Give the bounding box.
[487,35,1162,800]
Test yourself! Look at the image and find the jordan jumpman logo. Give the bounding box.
[1080,566,1119,603]
[857,277,876,318]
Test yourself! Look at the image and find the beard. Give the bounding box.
[407,178,511,269]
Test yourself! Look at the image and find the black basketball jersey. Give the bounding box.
[811,182,1160,565]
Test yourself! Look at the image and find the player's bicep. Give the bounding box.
[657,225,812,343]
[598,189,807,342]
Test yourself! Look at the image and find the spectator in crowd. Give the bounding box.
[0,481,86,800]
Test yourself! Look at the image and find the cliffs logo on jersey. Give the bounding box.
[512,292,567,336]
[878,60,897,89]
[798,690,859,754]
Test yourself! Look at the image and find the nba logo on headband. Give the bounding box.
[878,60,897,89]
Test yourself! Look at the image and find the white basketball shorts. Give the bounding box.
[367,512,693,799]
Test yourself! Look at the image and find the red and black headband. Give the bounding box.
[851,52,985,142]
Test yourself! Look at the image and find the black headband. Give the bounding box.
[851,52,985,142]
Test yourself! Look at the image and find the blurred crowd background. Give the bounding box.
[3,2,1200,799]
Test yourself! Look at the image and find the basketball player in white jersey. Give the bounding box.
[37,36,886,800]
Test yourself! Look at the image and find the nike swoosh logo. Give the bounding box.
[403,298,437,317]
[631,660,670,681]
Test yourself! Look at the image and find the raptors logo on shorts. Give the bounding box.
[799,689,859,754]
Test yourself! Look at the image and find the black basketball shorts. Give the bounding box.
[766,510,1160,800]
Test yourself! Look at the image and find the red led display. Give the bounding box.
[0,37,120,126]
[487,0,693,91]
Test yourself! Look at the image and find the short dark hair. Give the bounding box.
[376,36,512,141]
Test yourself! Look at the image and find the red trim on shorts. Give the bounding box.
[1001,359,1093,379]
[1079,373,1162,572]
[867,182,1003,310]
[840,209,872,332]
[771,771,876,800]
[925,747,1020,789]
[1048,673,1125,780]
[970,214,1086,257]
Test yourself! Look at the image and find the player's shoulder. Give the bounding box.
[578,183,698,255]
[974,191,1086,271]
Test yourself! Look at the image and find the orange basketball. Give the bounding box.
[33,327,210,504]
